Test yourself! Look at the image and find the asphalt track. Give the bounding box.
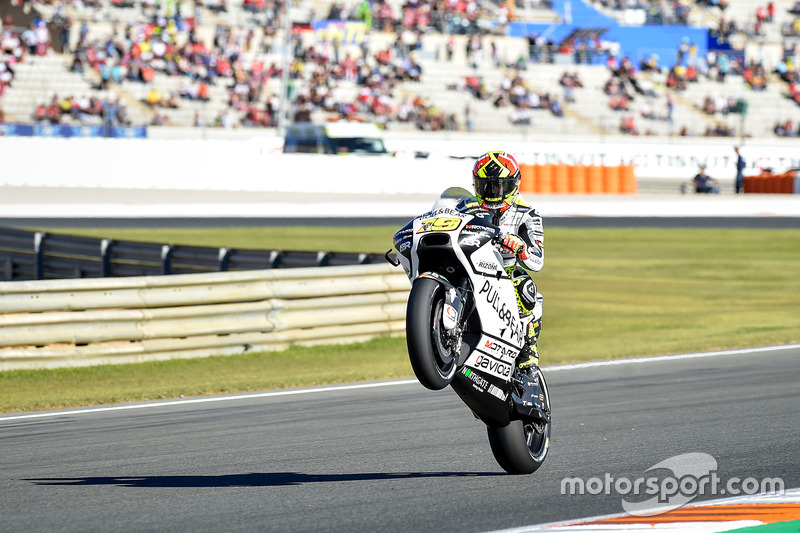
[1,345,798,533]
[1,185,799,228]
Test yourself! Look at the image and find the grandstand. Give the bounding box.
[1,0,799,138]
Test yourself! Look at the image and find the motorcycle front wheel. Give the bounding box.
[405,277,458,391]
[487,369,551,475]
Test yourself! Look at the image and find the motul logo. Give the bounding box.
[484,340,516,361]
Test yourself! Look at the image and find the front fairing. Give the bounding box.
[393,188,497,281]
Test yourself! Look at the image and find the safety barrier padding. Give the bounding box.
[743,173,799,194]
[0,263,411,370]
[518,164,637,194]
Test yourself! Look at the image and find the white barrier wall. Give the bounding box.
[2,136,799,193]
[0,264,411,370]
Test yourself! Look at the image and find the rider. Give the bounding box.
[458,150,544,371]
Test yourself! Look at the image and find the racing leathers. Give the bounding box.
[458,194,544,368]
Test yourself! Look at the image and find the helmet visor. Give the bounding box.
[474,176,518,201]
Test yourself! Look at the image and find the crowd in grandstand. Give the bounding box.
[1,11,52,100]
[1,0,799,137]
[33,92,132,125]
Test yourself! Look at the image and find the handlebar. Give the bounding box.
[384,249,400,267]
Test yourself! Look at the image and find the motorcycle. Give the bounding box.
[386,187,552,475]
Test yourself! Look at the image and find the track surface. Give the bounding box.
[1,346,798,533]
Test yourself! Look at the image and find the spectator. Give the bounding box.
[787,83,800,105]
[619,114,638,135]
[692,165,720,193]
[640,53,660,72]
[0,58,14,99]
[464,102,474,132]
[743,61,768,91]
[640,99,657,120]
[21,23,39,56]
[734,146,745,194]
[510,106,531,126]
[559,71,583,104]
[609,93,629,111]
[705,123,735,137]
[774,120,799,136]
[666,92,675,122]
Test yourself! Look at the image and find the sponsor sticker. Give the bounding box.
[419,207,464,219]
[482,338,518,364]
[465,352,512,380]
[478,280,524,344]
[462,367,489,392]
[488,384,506,401]
[417,217,462,234]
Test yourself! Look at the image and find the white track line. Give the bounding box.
[1,343,798,423]
[0,380,417,422]
[542,343,800,373]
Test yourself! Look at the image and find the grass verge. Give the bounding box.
[2,226,799,413]
[0,337,412,413]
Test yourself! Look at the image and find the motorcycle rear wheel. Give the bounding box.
[405,277,458,390]
[487,370,551,475]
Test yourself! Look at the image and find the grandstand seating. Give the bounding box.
[1,0,798,137]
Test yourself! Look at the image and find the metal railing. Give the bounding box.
[0,228,382,281]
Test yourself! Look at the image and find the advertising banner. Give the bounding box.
[311,20,368,45]
[0,123,147,138]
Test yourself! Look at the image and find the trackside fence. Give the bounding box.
[0,264,411,370]
[0,228,382,282]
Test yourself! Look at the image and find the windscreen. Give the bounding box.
[431,187,473,211]
[333,137,387,154]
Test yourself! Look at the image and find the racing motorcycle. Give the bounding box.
[386,187,551,475]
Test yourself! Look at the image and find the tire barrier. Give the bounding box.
[518,164,637,195]
[0,264,410,370]
[743,171,800,194]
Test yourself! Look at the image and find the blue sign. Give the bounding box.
[0,123,148,138]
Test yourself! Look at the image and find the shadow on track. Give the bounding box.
[25,471,504,487]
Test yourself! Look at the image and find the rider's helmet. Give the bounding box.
[472,150,521,214]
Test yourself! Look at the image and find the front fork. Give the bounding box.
[417,273,470,361]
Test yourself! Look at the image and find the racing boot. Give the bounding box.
[516,318,541,374]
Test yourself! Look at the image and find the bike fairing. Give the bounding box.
[404,212,526,351]
[393,194,533,387]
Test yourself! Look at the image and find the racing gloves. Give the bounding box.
[501,234,530,260]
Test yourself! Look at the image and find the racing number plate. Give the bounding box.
[416,217,462,233]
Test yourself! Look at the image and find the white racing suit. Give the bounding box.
[458,195,544,354]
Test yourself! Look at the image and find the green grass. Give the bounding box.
[0,337,412,413]
[2,226,799,413]
[537,228,800,361]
